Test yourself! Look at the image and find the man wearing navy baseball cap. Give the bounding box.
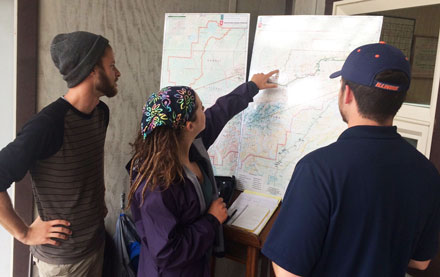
[263,43,440,276]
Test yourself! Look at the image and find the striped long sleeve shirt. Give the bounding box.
[0,97,109,264]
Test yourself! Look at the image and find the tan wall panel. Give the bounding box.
[293,0,326,15]
[38,0,230,237]
[37,1,287,276]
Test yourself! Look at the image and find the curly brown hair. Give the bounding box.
[127,127,184,208]
[127,100,199,208]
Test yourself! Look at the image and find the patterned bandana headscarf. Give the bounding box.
[141,86,196,139]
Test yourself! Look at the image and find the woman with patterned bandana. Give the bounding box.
[127,71,277,276]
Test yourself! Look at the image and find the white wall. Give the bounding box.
[0,0,15,276]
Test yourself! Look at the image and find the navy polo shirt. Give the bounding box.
[262,126,440,277]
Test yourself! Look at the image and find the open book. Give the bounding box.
[226,190,281,235]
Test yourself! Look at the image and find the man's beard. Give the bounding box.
[96,69,118,98]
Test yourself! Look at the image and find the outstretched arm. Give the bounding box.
[0,191,71,246]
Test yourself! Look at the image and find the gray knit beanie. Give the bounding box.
[50,31,109,88]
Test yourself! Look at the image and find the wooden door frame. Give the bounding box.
[13,0,38,276]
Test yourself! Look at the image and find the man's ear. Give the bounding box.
[185,120,194,132]
[91,65,100,75]
[86,68,96,80]
[344,84,354,104]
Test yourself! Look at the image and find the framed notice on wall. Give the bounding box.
[411,36,438,78]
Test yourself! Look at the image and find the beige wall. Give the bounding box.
[37,0,287,236]
[37,0,286,276]
[292,0,326,15]
[38,0,231,236]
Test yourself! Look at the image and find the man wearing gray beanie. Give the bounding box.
[0,31,121,276]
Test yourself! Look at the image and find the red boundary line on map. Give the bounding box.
[166,20,231,86]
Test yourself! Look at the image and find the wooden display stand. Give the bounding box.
[216,190,281,277]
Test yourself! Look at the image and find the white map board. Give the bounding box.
[161,15,383,197]
[160,13,250,175]
[238,16,383,196]
[161,13,250,103]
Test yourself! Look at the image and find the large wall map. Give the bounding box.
[160,13,250,178]
[161,14,383,197]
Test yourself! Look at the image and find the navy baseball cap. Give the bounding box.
[330,42,411,92]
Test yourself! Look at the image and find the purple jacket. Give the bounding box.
[130,82,259,277]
